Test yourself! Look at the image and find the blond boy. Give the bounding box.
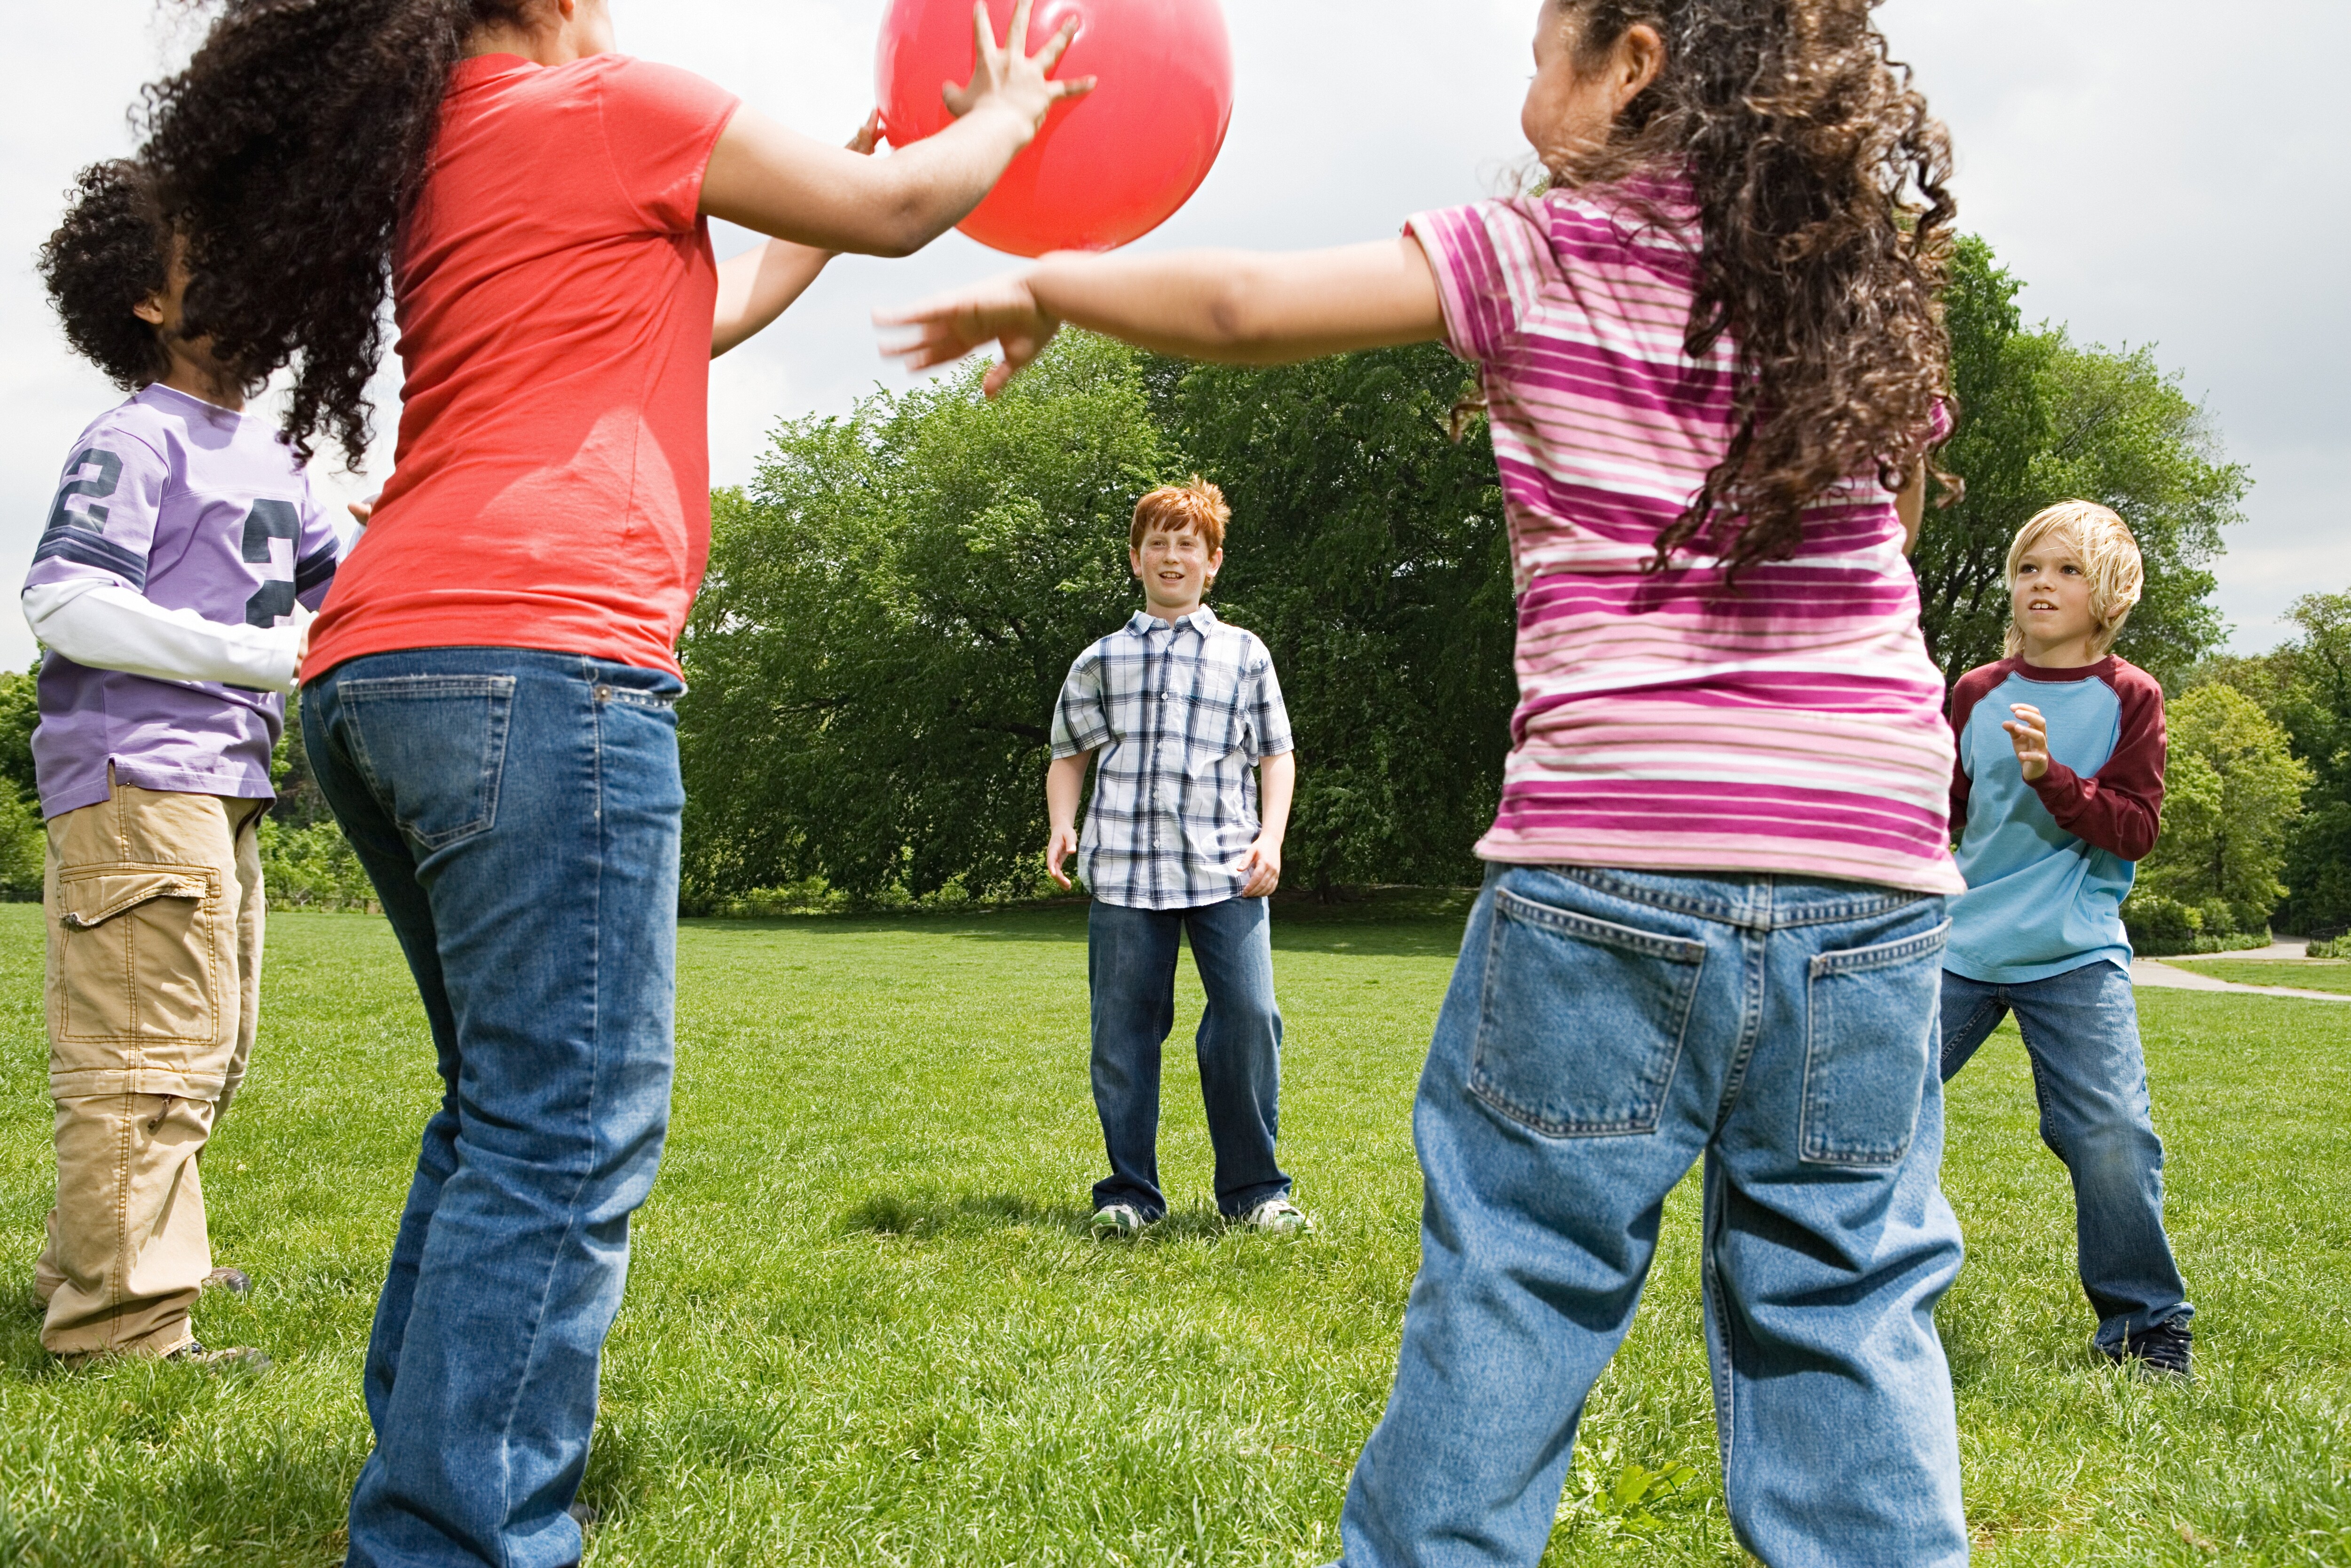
[1940,501,2192,1376]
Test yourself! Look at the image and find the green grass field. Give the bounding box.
[2162,958,2351,995]
[2,899,2348,1566]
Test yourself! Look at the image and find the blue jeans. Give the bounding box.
[304,650,685,1568]
[1339,866,1967,1568]
[1940,961,2189,1350]
[1088,896,1289,1219]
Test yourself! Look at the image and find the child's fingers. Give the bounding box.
[1034,17,1080,73]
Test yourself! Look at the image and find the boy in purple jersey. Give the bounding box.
[22,163,339,1365]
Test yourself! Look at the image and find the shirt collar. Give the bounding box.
[1128,605,1220,637]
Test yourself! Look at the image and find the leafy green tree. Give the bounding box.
[0,662,39,808]
[1150,346,1515,892]
[2138,684,2309,931]
[0,663,46,900]
[1917,237,2248,688]
[2198,591,2351,933]
[2271,592,2351,933]
[678,333,1163,905]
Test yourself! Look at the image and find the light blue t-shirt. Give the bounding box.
[1944,657,2166,985]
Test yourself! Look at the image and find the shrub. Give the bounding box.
[2122,888,2272,958]
[0,791,43,902]
[258,816,377,912]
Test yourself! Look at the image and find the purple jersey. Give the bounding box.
[26,385,340,817]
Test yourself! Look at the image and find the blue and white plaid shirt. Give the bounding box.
[1052,607,1294,911]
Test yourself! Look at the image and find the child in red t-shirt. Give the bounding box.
[128,3,1108,1563]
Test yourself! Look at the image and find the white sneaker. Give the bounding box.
[1238,1197,1313,1235]
[1090,1203,1151,1238]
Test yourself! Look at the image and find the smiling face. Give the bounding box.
[1130,523,1221,621]
[2010,545,2101,667]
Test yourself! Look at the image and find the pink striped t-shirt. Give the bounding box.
[1407,188,1964,896]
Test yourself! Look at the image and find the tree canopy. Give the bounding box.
[679,334,1162,906]
[1917,237,2248,687]
[675,239,2251,905]
[2136,683,2309,934]
[2192,590,2351,935]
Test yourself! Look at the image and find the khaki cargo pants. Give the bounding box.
[33,782,266,1359]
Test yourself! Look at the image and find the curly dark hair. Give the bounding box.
[136,0,531,467]
[1548,0,1959,580]
[37,161,173,391]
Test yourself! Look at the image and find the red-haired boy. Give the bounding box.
[1045,479,1307,1237]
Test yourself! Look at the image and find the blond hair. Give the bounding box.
[1130,477,1230,555]
[2003,501,2144,660]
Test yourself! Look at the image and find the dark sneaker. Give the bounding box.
[202,1267,252,1297]
[2105,1319,2192,1379]
[568,1502,600,1529]
[169,1340,271,1372]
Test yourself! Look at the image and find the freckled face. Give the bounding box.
[1130,524,1220,613]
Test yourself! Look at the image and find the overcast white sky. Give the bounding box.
[4,1,2342,670]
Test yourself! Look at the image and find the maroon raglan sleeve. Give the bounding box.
[1944,662,2005,847]
[2026,660,2166,862]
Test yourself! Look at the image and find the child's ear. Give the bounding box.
[132,293,166,327]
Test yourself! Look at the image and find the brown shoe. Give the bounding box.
[169,1340,271,1372]
[202,1267,252,1297]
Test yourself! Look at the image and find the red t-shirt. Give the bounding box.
[306,53,741,680]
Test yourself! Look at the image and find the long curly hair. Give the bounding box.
[37,161,174,391]
[136,0,531,467]
[1545,0,1958,580]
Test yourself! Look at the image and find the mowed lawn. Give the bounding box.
[2164,957,2351,996]
[1,898,2348,1567]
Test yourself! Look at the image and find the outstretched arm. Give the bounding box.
[700,0,1093,259]
[712,114,879,356]
[879,237,1447,397]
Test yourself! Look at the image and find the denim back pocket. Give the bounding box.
[1800,919,1950,1167]
[337,674,517,851]
[1469,887,1708,1137]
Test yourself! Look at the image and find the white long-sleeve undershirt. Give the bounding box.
[23,579,303,695]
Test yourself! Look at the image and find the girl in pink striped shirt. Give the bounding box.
[889,2,1970,1562]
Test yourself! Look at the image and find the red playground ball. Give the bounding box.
[876,0,1234,257]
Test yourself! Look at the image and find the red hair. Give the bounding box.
[1130,476,1229,554]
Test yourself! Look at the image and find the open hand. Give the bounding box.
[940,0,1094,134]
[877,272,1061,397]
[2002,703,2051,782]
[1045,824,1079,891]
[1237,835,1282,899]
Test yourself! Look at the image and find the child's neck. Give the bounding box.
[2019,634,2099,671]
[1142,595,1206,625]
[154,355,245,415]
